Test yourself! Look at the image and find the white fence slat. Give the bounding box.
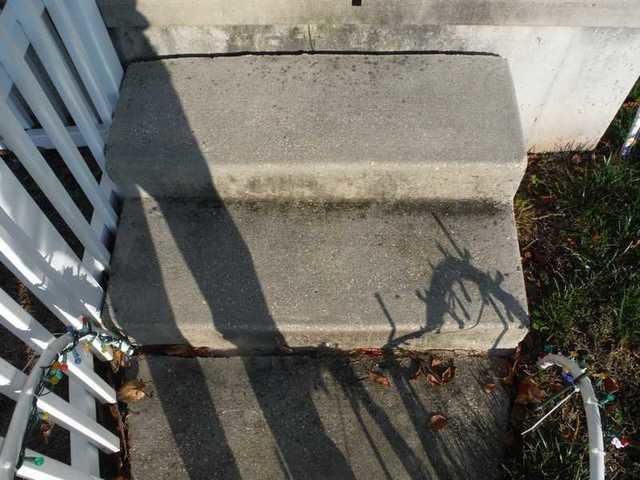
[22,124,108,149]
[61,0,123,114]
[0,288,50,350]
[24,46,71,128]
[0,100,111,267]
[0,437,103,480]
[0,172,115,363]
[7,89,36,130]
[17,0,109,171]
[1,7,117,230]
[0,162,103,320]
[0,218,112,362]
[0,158,104,311]
[0,65,34,129]
[0,358,120,453]
[1,68,33,134]
[43,1,112,127]
[0,287,117,404]
[69,365,101,478]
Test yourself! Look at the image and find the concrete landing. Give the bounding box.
[127,354,511,480]
[106,55,525,203]
[105,199,527,351]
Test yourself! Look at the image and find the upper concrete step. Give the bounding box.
[104,198,527,351]
[106,54,525,203]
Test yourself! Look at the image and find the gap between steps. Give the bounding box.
[128,49,501,66]
[134,344,508,359]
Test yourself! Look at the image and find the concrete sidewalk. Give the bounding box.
[126,353,511,480]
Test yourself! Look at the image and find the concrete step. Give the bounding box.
[126,354,511,480]
[106,54,525,204]
[104,198,527,351]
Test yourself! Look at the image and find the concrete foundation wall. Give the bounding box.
[98,1,640,152]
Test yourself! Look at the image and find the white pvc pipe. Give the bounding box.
[537,353,605,480]
[622,105,640,158]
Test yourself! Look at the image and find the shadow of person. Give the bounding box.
[108,3,355,479]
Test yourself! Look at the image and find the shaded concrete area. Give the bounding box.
[127,354,511,480]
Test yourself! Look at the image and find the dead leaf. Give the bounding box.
[40,422,54,444]
[368,371,390,388]
[604,377,620,393]
[484,383,497,394]
[111,350,130,372]
[410,365,423,382]
[164,345,198,357]
[515,377,545,404]
[426,373,442,386]
[108,404,129,460]
[355,347,383,357]
[430,356,444,369]
[430,414,448,432]
[117,379,147,403]
[501,344,522,385]
[441,365,456,384]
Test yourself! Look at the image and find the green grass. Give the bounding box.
[506,81,640,479]
[532,156,640,347]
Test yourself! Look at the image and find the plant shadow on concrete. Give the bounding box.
[406,213,527,351]
[504,80,640,479]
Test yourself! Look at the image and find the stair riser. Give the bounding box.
[117,161,526,204]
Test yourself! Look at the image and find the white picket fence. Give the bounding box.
[0,0,122,478]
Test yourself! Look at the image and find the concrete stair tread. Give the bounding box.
[105,198,527,351]
[106,54,525,202]
[127,354,511,480]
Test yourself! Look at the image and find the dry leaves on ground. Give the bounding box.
[484,383,497,394]
[604,376,620,393]
[111,350,131,372]
[515,376,546,404]
[117,379,147,403]
[501,344,522,385]
[430,414,448,432]
[426,372,442,386]
[422,355,456,386]
[368,371,391,388]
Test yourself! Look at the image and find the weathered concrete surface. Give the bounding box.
[105,199,527,351]
[107,55,525,201]
[127,354,512,479]
[98,1,640,28]
[97,1,640,152]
